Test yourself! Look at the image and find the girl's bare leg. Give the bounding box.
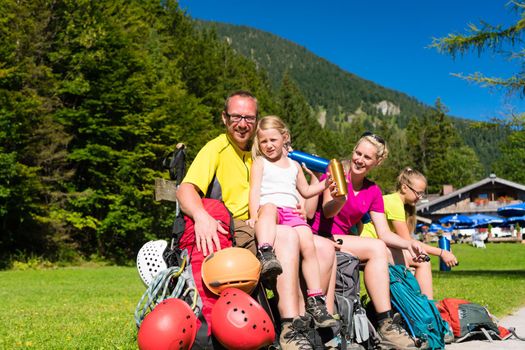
[339,235,392,313]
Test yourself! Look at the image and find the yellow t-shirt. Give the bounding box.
[182,134,252,220]
[361,192,405,238]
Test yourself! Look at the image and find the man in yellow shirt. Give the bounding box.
[177,90,334,349]
[177,91,258,255]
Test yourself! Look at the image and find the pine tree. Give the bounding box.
[493,130,525,183]
[407,99,482,193]
[0,0,72,262]
[431,1,525,95]
[431,1,525,185]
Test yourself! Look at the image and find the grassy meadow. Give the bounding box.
[1,243,524,349]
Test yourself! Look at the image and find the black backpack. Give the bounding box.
[334,251,381,350]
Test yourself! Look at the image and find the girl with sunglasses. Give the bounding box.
[361,167,458,299]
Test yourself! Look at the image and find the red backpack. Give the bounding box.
[437,298,525,343]
[176,198,234,337]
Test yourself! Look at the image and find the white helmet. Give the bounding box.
[136,240,169,286]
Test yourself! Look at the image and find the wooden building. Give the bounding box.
[416,174,525,223]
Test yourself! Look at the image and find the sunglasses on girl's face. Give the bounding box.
[406,183,425,198]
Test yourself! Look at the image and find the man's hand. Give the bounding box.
[293,203,307,220]
[193,210,228,256]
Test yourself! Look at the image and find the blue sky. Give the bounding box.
[179,0,525,121]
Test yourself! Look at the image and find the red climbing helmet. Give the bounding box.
[137,298,197,350]
[211,287,275,350]
[201,247,260,295]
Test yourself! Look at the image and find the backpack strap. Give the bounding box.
[162,143,186,183]
[507,327,525,341]
[480,327,494,342]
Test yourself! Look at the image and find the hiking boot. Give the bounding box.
[377,314,418,350]
[257,245,282,280]
[444,325,454,344]
[305,295,340,329]
[444,332,454,344]
[279,317,314,350]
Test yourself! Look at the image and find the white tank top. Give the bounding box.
[259,157,300,208]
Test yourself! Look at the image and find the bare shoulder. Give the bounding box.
[252,156,264,168]
[289,158,301,169]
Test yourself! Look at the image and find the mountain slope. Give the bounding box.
[196,20,506,173]
[199,21,430,127]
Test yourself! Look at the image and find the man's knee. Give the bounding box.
[233,219,257,255]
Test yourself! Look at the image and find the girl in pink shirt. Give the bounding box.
[309,132,426,350]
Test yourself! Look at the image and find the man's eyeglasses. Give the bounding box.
[361,131,385,145]
[406,183,425,198]
[225,112,257,124]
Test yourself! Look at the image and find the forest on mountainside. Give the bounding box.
[197,21,509,174]
[0,0,518,265]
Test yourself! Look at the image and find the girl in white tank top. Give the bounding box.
[248,115,339,329]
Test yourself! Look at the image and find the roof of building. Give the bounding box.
[416,174,525,213]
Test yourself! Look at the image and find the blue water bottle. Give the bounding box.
[438,236,451,272]
[288,150,330,173]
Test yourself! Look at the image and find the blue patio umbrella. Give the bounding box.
[427,223,453,233]
[438,214,474,227]
[497,202,525,217]
[468,214,505,227]
[504,215,525,225]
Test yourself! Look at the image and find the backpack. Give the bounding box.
[175,198,235,348]
[136,198,235,349]
[388,264,449,350]
[436,298,525,343]
[333,251,381,350]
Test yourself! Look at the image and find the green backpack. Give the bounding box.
[389,264,449,349]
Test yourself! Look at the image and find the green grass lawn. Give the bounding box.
[1,243,524,349]
[0,266,144,349]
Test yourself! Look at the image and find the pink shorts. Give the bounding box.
[277,207,309,227]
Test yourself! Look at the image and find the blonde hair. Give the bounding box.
[339,133,389,173]
[252,115,291,159]
[354,133,389,163]
[396,167,427,233]
[396,167,427,192]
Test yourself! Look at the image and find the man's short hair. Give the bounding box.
[224,90,258,116]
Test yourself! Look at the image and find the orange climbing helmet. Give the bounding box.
[211,288,276,349]
[201,247,260,295]
[137,298,197,350]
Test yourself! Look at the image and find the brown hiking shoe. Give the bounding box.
[305,295,340,328]
[377,314,418,350]
[279,317,314,350]
[257,245,283,280]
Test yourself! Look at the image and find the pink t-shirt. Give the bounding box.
[310,176,384,236]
